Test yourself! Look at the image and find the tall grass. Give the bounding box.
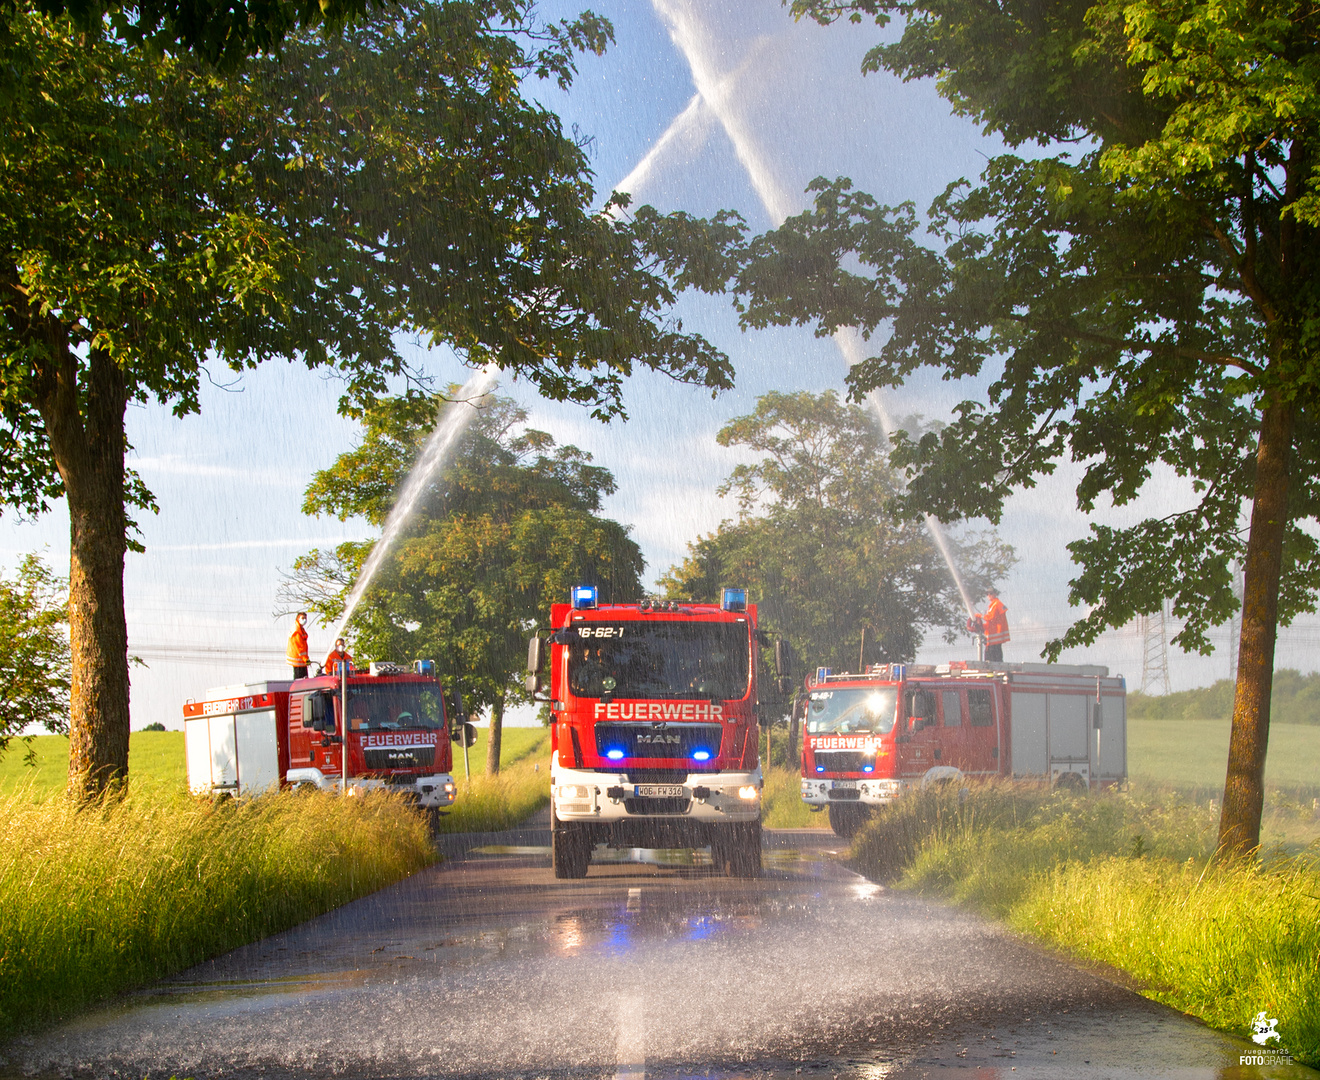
[435,729,550,833]
[0,786,434,1036]
[762,765,821,828]
[851,782,1320,1066]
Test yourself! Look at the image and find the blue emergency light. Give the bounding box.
[816,667,832,681]
[721,587,747,612]
[413,659,435,676]
[815,764,825,774]
[692,749,712,762]
[606,748,625,761]
[863,764,874,773]
[572,584,598,609]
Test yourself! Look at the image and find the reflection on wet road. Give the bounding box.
[5,823,1313,1079]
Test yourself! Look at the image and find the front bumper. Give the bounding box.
[800,776,907,806]
[286,768,457,807]
[551,763,762,823]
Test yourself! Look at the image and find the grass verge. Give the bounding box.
[436,728,550,833]
[762,765,822,828]
[851,782,1320,1067]
[0,786,434,1037]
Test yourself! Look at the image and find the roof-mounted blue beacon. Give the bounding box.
[572,584,598,610]
[721,587,747,613]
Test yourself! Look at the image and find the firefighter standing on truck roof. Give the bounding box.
[287,612,310,679]
[324,637,353,672]
[978,587,1010,662]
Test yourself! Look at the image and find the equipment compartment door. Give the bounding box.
[208,714,239,791]
[235,709,280,795]
[185,718,212,794]
[1047,693,1089,763]
[1009,692,1047,776]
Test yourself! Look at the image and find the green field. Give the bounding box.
[0,725,550,799]
[1128,718,1320,791]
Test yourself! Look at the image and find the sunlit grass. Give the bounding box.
[0,785,434,1037]
[761,764,821,828]
[435,728,550,833]
[0,732,186,801]
[851,781,1320,1066]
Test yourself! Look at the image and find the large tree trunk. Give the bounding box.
[1218,394,1294,860]
[36,346,131,800]
[485,688,505,776]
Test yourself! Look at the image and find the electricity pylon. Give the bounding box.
[1139,602,1171,696]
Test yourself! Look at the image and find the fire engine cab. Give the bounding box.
[800,661,1126,836]
[527,585,784,879]
[184,661,460,809]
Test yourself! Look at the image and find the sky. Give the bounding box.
[5,0,1319,730]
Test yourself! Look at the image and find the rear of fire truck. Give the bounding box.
[529,586,774,879]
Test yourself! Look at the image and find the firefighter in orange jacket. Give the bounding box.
[324,637,353,673]
[287,612,310,678]
[980,587,1010,662]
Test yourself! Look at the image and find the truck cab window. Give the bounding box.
[968,688,994,727]
[941,689,962,727]
[567,621,750,701]
[806,688,898,735]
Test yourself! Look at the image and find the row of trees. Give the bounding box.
[4,0,1315,857]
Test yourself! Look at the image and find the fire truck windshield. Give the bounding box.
[805,687,898,735]
[345,684,445,731]
[565,621,750,700]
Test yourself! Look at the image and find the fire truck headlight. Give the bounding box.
[737,785,759,801]
[557,785,590,800]
[444,782,455,796]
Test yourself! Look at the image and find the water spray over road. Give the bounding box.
[330,364,500,644]
[633,3,978,618]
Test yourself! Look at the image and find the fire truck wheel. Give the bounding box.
[552,814,590,879]
[828,803,869,839]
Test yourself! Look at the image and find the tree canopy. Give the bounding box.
[661,390,1013,680]
[0,554,71,764]
[739,0,1320,854]
[0,0,731,796]
[286,391,644,771]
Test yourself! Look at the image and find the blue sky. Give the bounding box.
[3,0,1314,729]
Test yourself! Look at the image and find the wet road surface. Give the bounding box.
[4,819,1314,1080]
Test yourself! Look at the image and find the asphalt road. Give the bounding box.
[4,818,1314,1080]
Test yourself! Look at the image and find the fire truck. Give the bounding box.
[526,585,785,879]
[799,661,1127,836]
[183,660,464,809]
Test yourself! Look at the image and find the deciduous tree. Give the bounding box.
[661,390,1012,678]
[285,391,644,774]
[0,1,731,797]
[740,0,1320,855]
[0,554,71,764]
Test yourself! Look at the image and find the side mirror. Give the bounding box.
[527,635,544,675]
[774,638,791,679]
[451,722,477,747]
[776,676,792,695]
[1092,701,1104,729]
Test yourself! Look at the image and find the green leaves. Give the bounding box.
[0,553,70,761]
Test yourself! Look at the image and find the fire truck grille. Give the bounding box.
[363,746,436,770]
[595,722,722,761]
[813,750,872,774]
[623,797,692,815]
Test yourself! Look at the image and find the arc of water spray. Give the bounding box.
[331,364,501,643]
[630,0,977,619]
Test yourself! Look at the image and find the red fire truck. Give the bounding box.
[183,660,463,809]
[526,585,783,879]
[799,661,1127,836]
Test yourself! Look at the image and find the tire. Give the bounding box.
[828,803,869,839]
[714,822,762,878]
[552,811,590,879]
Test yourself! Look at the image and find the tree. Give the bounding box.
[737,0,1320,855]
[0,554,71,765]
[284,391,644,774]
[660,390,1013,681]
[0,2,732,798]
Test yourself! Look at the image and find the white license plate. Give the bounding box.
[832,780,857,789]
[634,784,685,798]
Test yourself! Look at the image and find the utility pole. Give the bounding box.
[1139,602,1172,696]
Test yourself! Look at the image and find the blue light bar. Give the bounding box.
[721,587,747,612]
[816,667,832,681]
[572,584,598,609]
[606,748,625,761]
[692,749,712,762]
[413,659,435,676]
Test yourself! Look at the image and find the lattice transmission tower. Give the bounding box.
[1139,602,1171,696]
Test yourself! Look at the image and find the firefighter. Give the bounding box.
[287,612,310,679]
[324,637,353,673]
[979,587,1010,662]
